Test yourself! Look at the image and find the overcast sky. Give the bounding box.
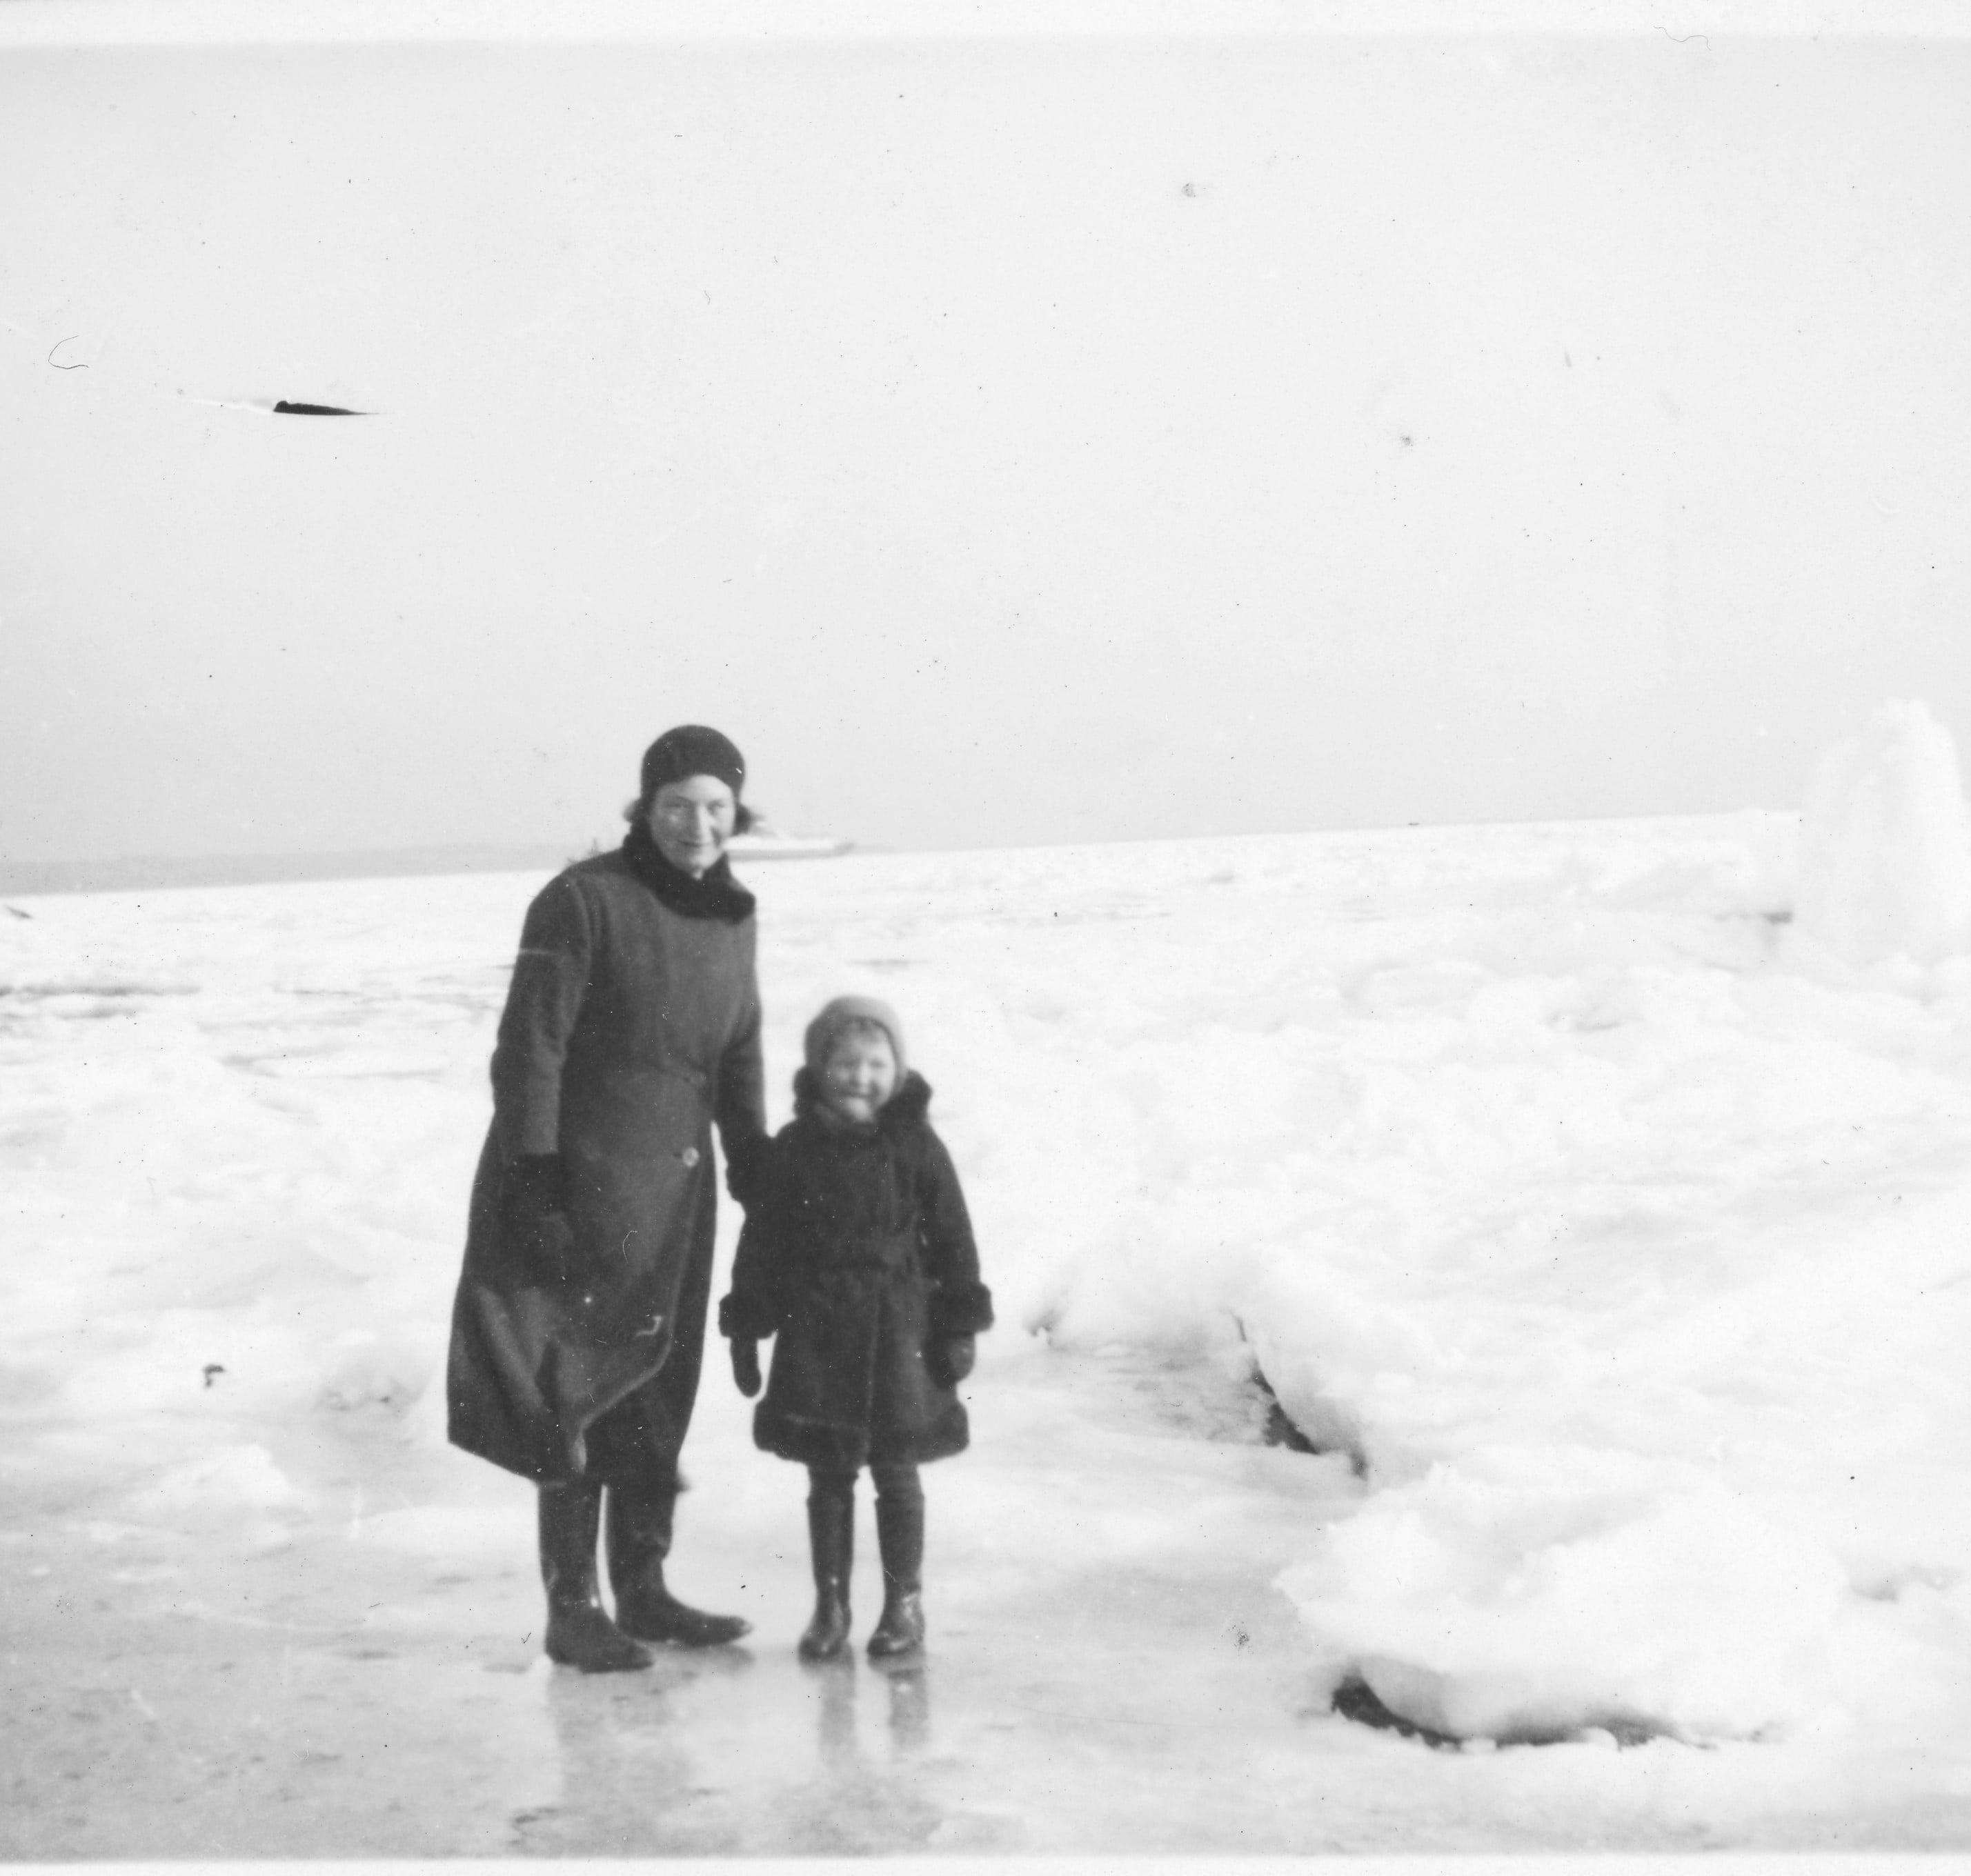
[3,5,1968,861]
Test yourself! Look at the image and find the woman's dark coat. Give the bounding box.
[446,827,766,1484]
[720,1069,993,1471]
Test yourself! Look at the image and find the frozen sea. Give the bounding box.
[3,806,1970,1855]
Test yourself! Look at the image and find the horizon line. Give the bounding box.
[0,808,1800,900]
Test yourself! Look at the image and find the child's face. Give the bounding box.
[820,1029,898,1124]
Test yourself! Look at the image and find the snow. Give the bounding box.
[5,778,1971,1848]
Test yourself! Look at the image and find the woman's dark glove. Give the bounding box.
[508,1153,575,1280]
[926,1334,976,1388]
[730,1338,762,1398]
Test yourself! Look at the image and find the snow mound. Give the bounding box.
[1280,1463,1847,1743]
[1792,699,1971,966]
[143,1443,301,1509]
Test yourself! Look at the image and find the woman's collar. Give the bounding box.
[620,820,756,924]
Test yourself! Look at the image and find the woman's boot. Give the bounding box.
[799,1478,855,1662]
[606,1482,751,1648]
[866,1471,926,1659]
[539,1481,653,1673]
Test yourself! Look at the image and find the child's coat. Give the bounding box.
[720,1068,992,1471]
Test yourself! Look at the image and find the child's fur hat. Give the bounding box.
[803,995,907,1079]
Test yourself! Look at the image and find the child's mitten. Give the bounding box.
[730,1338,762,1397]
[927,1334,975,1387]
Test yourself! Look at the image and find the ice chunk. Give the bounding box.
[1792,700,1971,966]
[141,1443,301,1509]
[1281,1462,1850,1742]
[317,1328,433,1416]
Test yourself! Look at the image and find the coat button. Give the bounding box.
[681,1146,700,1168]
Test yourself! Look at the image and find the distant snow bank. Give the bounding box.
[726,830,854,861]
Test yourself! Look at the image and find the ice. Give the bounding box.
[1022,802,1971,1753]
[5,807,1971,1849]
[1791,699,1971,968]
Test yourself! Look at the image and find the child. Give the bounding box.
[718,995,992,1661]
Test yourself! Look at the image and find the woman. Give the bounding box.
[446,726,769,1673]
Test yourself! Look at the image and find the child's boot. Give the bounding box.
[539,1481,653,1673]
[866,1473,926,1659]
[799,1478,855,1662]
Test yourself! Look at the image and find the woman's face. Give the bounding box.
[646,775,737,877]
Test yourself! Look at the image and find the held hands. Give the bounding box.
[730,1338,762,1398]
[724,1135,768,1208]
[926,1333,976,1388]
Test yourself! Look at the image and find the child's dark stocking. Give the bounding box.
[800,1468,856,1662]
[867,1462,925,1658]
